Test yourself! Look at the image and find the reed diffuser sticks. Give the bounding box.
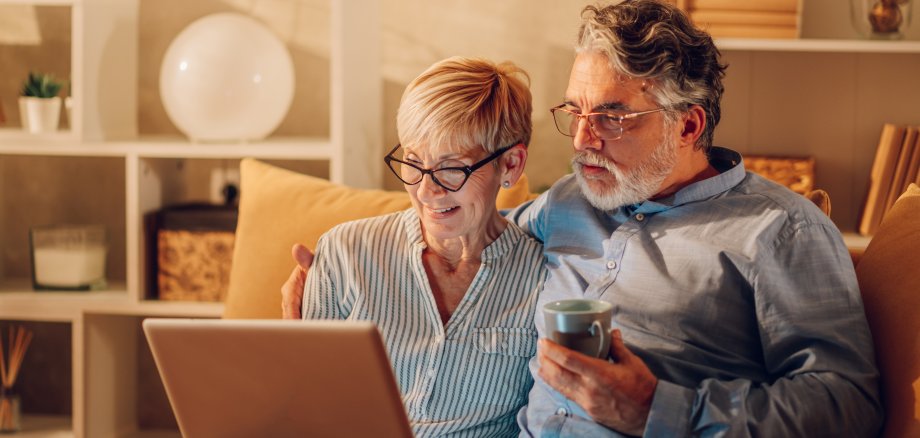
[0,325,33,431]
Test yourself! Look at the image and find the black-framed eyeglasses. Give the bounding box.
[550,104,666,141]
[383,143,515,192]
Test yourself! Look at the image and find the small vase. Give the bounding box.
[18,96,62,134]
[0,387,20,433]
[851,0,914,39]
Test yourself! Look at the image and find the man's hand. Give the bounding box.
[281,243,314,319]
[538,329,658,436]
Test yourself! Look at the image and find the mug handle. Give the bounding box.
[588,320,608,358]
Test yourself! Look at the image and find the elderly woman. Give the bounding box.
[300,56,545,437]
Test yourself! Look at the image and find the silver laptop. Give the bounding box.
[143,318,414,438]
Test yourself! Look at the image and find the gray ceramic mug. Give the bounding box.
[543,299,613,358]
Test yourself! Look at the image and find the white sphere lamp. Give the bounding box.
[160,13,295,142]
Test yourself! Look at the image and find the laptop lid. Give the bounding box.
[143,318,413,438]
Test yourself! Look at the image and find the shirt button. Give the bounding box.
[556,407,568,416]
[606,260,617,270]
[427,369,435,377]
[635,213,645,221]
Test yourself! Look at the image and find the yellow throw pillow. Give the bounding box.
[223,159,535,319]
[856,183,920,438]
[223,159,411,319]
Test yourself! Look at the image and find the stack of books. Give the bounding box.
[674,0,800,39]
[859,124,920,236]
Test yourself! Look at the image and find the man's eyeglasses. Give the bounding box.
[550,104,667,141]
[384,143,515,192]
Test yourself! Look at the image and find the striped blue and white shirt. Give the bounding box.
[303,208,546,437]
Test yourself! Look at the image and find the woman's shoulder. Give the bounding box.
[320,208,414,247]
[499,221,546,267]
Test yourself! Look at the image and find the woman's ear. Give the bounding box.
[678,105,706,149]
[500,143,528,187]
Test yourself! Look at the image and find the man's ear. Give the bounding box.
[678,105,707,149]
[500,144,528,186]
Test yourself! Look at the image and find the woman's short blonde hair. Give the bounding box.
[396,57,532,154]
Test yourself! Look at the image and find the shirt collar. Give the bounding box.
[633,146,745,215]
[402,208,522,261]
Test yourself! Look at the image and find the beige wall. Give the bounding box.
[135,0,588,192]
[3,0,920,237]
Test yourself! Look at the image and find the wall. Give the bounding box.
[3,0,920,231]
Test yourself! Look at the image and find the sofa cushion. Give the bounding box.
[856,183,920,437]
[223,158,536,319]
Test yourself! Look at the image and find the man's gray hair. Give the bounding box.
[576,0,727,151]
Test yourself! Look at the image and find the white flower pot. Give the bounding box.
[18,96,62,134]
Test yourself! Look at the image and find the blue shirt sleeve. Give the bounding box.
[643,222,882,437]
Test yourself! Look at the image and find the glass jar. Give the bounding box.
[30,225,107,291]
[851,0,913,39]
[0,387,20,433]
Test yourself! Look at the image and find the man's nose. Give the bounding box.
[572,117,603,152]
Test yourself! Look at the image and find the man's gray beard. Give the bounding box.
[571,136,678,211]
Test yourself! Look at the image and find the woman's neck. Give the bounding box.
[423,212,507,267]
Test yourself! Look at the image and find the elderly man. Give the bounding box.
[283,1,882,436]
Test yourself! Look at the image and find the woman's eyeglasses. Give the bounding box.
[384,143,514,192]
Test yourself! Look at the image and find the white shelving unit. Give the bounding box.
[0,0,380,436]
[1,1,913,435]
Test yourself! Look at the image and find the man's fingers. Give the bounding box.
[292,243,314,269]
[538,340,585,400]
[540,337,609,376]
[608,329,632,364]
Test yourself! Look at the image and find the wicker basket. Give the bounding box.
[744,155,815,195]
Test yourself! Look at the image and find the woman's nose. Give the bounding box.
[573,118,603,152]
[416,174,445,199]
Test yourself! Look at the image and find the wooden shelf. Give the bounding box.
[0,280,129,321]
[83,300,224,318]
[0,136,334,160]
[14,414,73,438]
[127,136,334,160]
[0,0,76,5]
[0,279,223,319]
[842,232,873,252]
[716,37,920,53]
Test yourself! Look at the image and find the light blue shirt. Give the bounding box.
[511,147,882,437]
[303,209,547,437]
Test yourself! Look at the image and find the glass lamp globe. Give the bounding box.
[160,13,295,142]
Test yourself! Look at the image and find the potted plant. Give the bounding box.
[18,72,63,134]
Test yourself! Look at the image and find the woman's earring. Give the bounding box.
[502,181,511,188]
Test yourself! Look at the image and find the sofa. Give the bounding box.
[222,158,920,437]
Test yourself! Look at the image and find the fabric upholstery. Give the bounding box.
[856,183,920,437]
[804,189,831,216]
[223,158,535,319]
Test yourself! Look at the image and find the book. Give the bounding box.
[702,23,798,39]
[859,124,908,236]
[905,128,920,187]
[691,10,798,27]
[883,127,918,214]
[690,0,799,13]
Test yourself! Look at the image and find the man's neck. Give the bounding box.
[651,149,717,200]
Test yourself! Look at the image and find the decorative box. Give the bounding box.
[145,204,238,302]
[744,155,815,195]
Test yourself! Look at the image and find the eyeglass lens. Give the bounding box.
[398,165,468,191]
[553,110,624,140]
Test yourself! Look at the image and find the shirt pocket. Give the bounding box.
[474,327,538,357]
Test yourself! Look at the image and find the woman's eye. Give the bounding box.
[438,161,467,169]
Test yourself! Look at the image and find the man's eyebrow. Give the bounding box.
[561,100,630,112]
[594,102,630,112]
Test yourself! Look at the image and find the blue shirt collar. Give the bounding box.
[632,146,744,215]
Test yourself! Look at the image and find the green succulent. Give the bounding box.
[21,72,63,98]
